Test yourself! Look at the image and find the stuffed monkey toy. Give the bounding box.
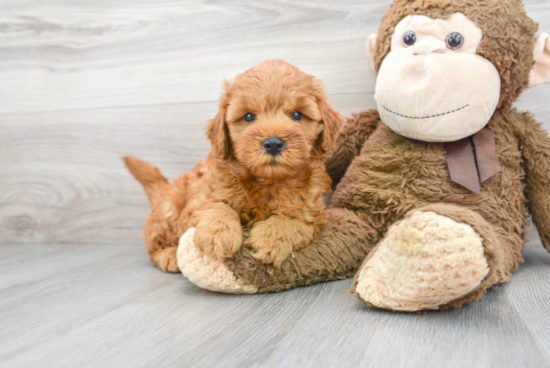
[177,0,550,311]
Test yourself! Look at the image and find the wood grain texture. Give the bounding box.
[0,0,549,246]
[1,2,550,366]
[1,242,550,368]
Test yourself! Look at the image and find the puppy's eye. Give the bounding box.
[291,111,303,121]
[446,32,463,50]
[403,31,416,47]
[243,113,256,122]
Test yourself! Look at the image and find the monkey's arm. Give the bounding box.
[324,109,380,187]
[517,112,550,252]
[227,207,378,293]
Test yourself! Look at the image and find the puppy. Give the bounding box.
[124,59,344,272]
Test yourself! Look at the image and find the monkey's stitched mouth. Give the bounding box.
[381,104,470,119]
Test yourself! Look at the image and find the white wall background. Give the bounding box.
[0,0,549,244]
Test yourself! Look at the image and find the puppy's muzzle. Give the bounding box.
[262,137,286,156]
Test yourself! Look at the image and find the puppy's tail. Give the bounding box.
[123,156,169,206]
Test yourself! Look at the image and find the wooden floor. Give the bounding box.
[1,238,550,368]
[2,1,550,367]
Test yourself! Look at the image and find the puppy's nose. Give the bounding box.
[262,137,286,156]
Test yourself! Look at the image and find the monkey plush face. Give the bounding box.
[366,0,550,144]
[374,13,500,142]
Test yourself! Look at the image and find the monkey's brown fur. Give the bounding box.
[125,60,344,271]
[217,0,550,309]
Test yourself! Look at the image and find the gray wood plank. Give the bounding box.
[0,0,385,114]
[0,243,549,368]
[0,243,142,290]
[506,242,550,363]
[0,244,174,362]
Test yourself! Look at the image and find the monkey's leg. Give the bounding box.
[177,207,379,293]
[351,203,510,311]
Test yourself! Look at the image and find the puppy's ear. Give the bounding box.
[315,97,345,155]
[206,110,230,159]
[206,81,232,159]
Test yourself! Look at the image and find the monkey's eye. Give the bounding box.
[243,113,256,122]
[446,32,463,50]
[403,31,416,46]
[291,111,303,121]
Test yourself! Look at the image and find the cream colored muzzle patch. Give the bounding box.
[177,227,258,294]
[355,211,490,311]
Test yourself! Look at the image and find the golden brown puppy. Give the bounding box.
[124,59,344,272]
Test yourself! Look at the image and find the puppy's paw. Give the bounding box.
[246,220,293,268]
[151,247,179,273]
[194,219,243,258]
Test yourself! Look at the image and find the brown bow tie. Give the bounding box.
[444,127,501,194]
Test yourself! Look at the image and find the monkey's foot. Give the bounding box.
[353,211,490,311]
[177,228,258,294]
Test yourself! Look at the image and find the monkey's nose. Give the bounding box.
[413,40,446,55]
[262,137,286,156]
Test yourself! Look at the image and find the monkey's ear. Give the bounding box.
[366,34,378,71]
[529,33,550,88]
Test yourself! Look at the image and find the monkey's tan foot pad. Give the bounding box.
[177,227,258,294]
[353,211,490,312]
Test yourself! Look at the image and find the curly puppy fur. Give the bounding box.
[124,59,344,271]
